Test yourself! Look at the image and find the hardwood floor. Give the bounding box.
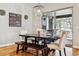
[0,44,32,56]
[0,44,73,56]
[73,48,79,56]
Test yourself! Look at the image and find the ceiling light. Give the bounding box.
[33,4,44,16]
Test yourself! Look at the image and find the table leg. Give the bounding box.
[35,37,37,45]
[16,44,19,53]
[44,39,46,46]
[22,44,25,52]
[24,37,28,50]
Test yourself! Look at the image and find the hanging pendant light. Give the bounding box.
[33,3,44,16]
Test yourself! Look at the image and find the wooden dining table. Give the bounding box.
[19,34,58,46]
[19,34,58,55]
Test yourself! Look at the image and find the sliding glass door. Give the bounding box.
[55,8,72,47]
[41,7,73,47]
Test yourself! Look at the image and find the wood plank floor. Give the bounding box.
[0,44,74,56]
[0,44,33,56]
[73,48,79,56]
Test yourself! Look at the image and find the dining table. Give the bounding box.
[19,34,59,55]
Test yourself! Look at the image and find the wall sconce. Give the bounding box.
[24,15,28,20]
[0,9,6,16]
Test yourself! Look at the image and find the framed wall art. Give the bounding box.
[9,12,21,27]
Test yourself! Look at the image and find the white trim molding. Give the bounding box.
[73,46,79,49]
[0,43,15,47]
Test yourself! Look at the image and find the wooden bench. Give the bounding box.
[24,43,48,56]
[15,41,25,53]
[15,38,35,53]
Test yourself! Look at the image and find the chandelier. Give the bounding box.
[33,4,44,16]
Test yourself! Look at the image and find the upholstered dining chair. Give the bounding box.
[47,31,68,56]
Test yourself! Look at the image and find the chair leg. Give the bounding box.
[59,50,61,56]
[64,48,66,56]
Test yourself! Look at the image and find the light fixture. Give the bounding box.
[0,9,6,16]
[24,15,28,20]
[33,3,44,16]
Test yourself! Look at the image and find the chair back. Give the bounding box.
[59,31,68,50]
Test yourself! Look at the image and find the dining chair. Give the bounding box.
[47,31,68,56]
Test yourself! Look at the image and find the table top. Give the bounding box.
[19,34,54,39]
[19,34,59,41]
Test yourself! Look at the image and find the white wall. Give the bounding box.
[0,3,32,45]
[21,4,33,34]
[73,4,79,48]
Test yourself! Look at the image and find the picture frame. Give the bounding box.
[9,12,22,27]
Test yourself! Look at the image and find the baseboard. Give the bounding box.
[0,43,15,48]
[73,46,79,49]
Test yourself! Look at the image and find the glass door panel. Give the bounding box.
[55,8,72,46]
